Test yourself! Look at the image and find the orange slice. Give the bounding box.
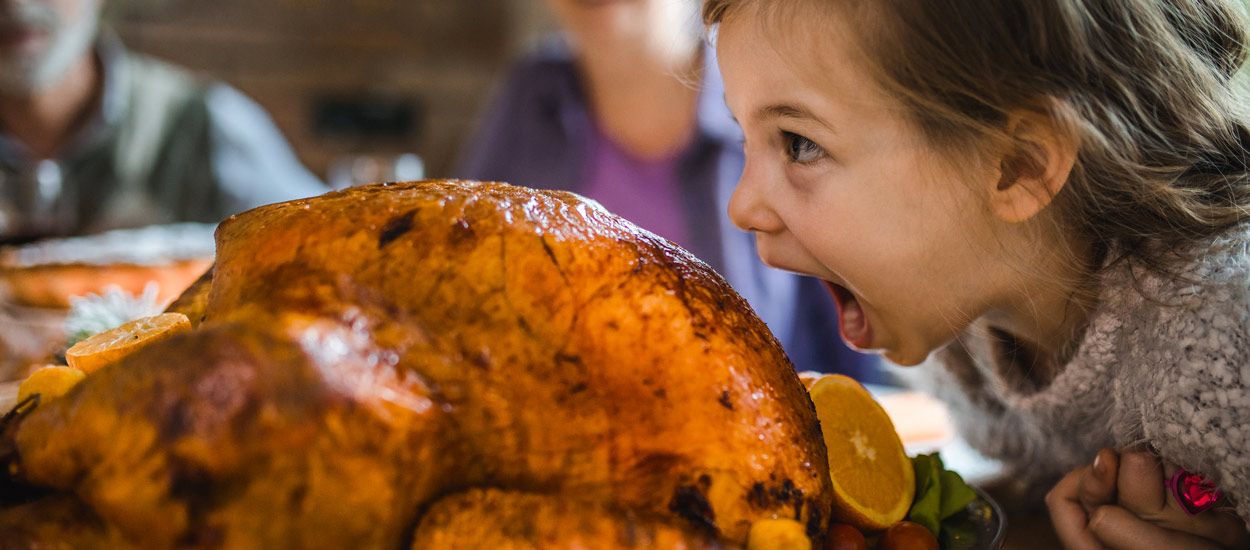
[808,374,915,531]
[17,365,86,404]
[65,313,191,373]
[797,371,824,390]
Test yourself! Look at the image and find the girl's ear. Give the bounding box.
[989,108,1078,223]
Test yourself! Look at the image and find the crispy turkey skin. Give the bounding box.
[0,181,832,548]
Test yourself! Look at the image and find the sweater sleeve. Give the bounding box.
[1135,257,1250,521]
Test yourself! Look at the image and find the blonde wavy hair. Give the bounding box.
[705,0,1250,274]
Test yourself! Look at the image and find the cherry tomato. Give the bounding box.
[824,523,868,550]
[878,521,939,550]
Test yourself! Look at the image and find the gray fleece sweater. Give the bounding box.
[900,225,1250,519]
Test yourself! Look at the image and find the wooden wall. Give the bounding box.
[113,0,554,180]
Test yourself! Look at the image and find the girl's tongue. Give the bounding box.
[824,281,873,350]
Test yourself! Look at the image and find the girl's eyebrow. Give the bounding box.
[756,103,837,133]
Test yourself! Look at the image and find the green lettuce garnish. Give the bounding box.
[907,453,977,537]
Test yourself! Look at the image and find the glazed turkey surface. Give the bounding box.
[0,181,832,548]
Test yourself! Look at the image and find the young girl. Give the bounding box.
[705,0,1250,547]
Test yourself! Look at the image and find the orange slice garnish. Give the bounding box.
[808,374,915,530]
[17,365,86,404]
[65,313,191,373]
[797,371,824,390]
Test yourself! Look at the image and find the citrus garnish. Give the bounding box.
[797,371,823,390]
[747,518,811,550]
[808,374,915,530]
[18,365,86,404]
[65,313,191,373]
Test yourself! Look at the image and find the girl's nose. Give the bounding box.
[728,171,784,234]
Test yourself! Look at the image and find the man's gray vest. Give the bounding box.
[86,53,218,233]
[0,51,220,241]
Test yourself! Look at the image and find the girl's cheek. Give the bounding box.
[787,158,848,214]
[783,165,823,197]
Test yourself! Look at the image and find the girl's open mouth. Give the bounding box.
[823,281,873,350]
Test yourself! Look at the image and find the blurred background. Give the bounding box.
[0,0,884,386]
[0,0,555,377]
[113,0,555,181]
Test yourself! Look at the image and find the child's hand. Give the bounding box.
[1046,449,1250,549]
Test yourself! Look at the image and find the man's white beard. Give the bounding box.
[0,2,100,96]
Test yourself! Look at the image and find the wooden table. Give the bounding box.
[1001,513,1062,549]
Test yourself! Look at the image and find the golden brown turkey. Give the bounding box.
[0,181,832,548]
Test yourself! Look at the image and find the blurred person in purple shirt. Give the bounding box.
[456,0,886,382]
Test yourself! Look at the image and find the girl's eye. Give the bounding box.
[783,131,826,164]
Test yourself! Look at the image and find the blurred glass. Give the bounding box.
[0,159,77,245]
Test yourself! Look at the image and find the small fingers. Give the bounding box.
[1047,468,1104,550]
[1115,451,1167,517]
[1088,505,1223,550]
[1078,448,1119,513]
[1166,507,1250,550]
[1115,453,1248,547]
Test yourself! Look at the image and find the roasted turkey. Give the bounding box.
[0,181,832,548]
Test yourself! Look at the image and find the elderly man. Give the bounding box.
[0,0,324,242]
